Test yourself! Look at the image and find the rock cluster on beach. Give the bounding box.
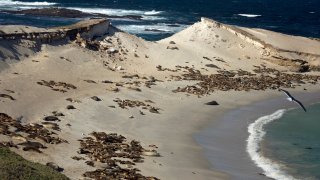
[77,132,159,179]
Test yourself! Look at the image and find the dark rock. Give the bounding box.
[46,162,64,172]
[205,101,219,105]
[299,65,310,73]
[2,8,143,20]
[258,172,266,177]
[91,96,102,101]
[43,116,60,122]
[85,161,95,167]
[66,105,76,110]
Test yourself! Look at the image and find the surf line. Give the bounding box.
[247,109,297,180]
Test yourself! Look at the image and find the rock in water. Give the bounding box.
[205,101,219,105]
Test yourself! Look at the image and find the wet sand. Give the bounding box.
[195,90,320,180]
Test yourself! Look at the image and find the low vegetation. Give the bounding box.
[0,147,68,180]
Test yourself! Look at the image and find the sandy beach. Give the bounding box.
[0,17,320,179]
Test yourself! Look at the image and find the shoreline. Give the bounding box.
[195,89,320,179]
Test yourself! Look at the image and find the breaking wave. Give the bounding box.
[247,109,297,180]
[116,24,187,35]
[144,10,162,16]
[68,7,163,17]
[0,0,57,6]
[238,14,262,18]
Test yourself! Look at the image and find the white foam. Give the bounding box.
[247,109,297,180]
[116,24,187,35]
[0,0,57,6]
[141,16,166,21]
[66,7,165,21]
[68,7,151,16]
[238,14,262,18]
[144,10,162,16]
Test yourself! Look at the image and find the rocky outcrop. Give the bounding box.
[0,18,110,61]
[0,18,110,42]
[2,8,142,20]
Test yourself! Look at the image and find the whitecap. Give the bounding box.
[67,7,145,16]
[144,10,162,16]
[0,0,57,6]
[247,109,297,180]
[116,24,187,35]
[238,14,262,18]
[141,16,167,21]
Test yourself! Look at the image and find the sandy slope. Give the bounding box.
[0,18,320,179]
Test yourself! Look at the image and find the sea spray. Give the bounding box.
[247,109,297,180]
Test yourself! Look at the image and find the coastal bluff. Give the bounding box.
[0,18,109,62]
[0,18,109,41]
[199,18,320,72]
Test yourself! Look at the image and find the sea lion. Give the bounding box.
[42,122,60,131]
[142,150,160,157]
[18,141,47,149]
[23,146,42,153]
[11,134,27,143]
[46,162,63,172]
[0,125,9,134]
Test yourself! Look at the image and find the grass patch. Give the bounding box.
[0,147,69,180]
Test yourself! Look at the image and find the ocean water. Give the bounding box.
[248,103,320,180]
[0,0,320,40]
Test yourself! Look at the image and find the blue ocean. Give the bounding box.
[262,104,320,180]
[0,0,319,40]
[247,103,320,180]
